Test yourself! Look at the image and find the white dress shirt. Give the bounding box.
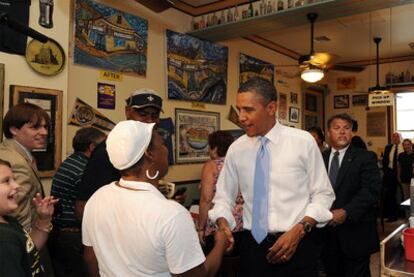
[209,122,335,233]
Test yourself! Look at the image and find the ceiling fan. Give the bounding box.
[134,0,174,13]
[278,13,366,83]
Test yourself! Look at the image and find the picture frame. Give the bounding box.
[9,85,62,177]
[290,92,298,105]
[352,94,368,106]
[333,95,350,109]
[289,107,299,123]
[175,108,220,164]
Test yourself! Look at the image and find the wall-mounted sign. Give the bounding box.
[368,93,394,107]
[100,70,122,82]
[97,82,115,109]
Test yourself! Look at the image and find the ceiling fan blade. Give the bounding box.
[309,52,337,67]
[135,0,173,13]
[329,64,366,72]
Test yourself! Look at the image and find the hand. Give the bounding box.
[328,209,347,226]
[266,225,304,264]
[33,193,59,221]
[217,217,234,253]
[214,228,230,254]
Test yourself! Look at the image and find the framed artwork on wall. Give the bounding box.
[334,95,349,109]
[166,29,228,104]
[239,53,274,85]
[352,94,368,106]
[175,108,220,164]
[74,0,148,76]
[289,107,299,123]
[9,85,62,177]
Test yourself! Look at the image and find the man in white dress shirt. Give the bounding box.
[209,77,335,276]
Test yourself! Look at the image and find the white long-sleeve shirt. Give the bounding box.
[209,122,335,232]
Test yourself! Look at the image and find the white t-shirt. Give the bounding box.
[82,179,205,277]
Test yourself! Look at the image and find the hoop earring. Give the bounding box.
[146,169,159,180]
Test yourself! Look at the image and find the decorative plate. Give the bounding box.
[25,38,65,76]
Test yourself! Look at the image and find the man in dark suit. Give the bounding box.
[382,132,403,221]
[321,113,381,277]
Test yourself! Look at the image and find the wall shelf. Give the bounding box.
[188,0,414,42]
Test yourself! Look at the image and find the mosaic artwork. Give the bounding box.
[239,53,274,84]
[166,29,228,104]
[74,0,148,76]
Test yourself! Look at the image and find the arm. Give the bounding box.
[266,216,316,263]
[343,151,382,221]
[173,229,228,277]
[397,162,402,184]
[198,161,217,242]
[75,200,86,221]
[167,211,228,277]
[30,194,58,250]
[304,137,335,224]
[208,148,239,231]
[84,246,100,277]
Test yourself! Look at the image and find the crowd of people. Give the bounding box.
[0,77,413,276]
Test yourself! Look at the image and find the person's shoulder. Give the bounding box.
[0,217,23,242]
[280,124,314,142]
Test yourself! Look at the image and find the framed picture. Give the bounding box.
[336,76,356,90]
[305,93,318,112]
[334,95,350,109]
[239,53,274,85]
[289,107,299,123]
[352,94,368,106]
[167,30,228,104]
[175,109,220,164]
[290,92,298,105]
[9,85,62,177]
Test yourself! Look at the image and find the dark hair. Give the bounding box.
[307,126,324,142]
[208,131,234,157]
[238,77,277,105]
[0,159,11,168]
[3,103,50,139]
[327,113,354,129]
[351,119,359,132]
[403,138,413,145]
[72,127,106,152]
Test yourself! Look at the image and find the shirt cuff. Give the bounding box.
[208,206,237,230]
[305,203,333,228]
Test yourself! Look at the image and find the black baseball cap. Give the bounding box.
[126,88,163,112]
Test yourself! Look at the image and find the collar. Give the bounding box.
[13,139,34,162]
[331,144,350,155]
[116,178,165,198]
[255,121,280,145]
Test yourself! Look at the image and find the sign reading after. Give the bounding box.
[368,93,394,107]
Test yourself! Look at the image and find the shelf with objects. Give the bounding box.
[188,0,414,42]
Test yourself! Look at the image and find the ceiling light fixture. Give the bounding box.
[301,67,324,83]
[368,37,391,94]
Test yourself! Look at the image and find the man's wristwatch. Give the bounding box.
[299,220,312,234]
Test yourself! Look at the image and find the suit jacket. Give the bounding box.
[322,145,382,257]
[382,144,393,172]
[0,139,44,231]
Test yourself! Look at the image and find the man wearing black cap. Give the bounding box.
[75,89,163,219]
